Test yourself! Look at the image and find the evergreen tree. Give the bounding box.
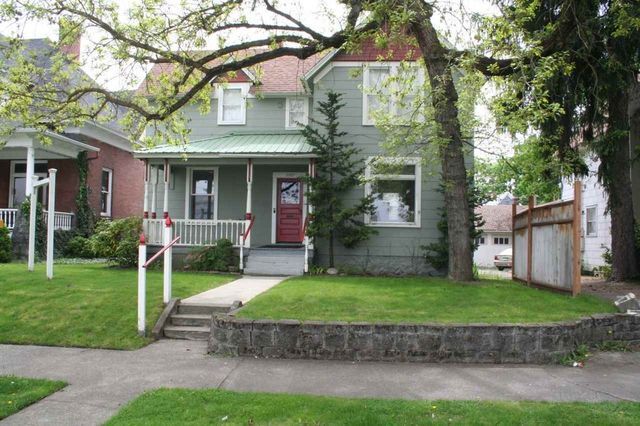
[302,91,376,268]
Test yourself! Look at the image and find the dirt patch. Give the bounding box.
[581,278,640,302]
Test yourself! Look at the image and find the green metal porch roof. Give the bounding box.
[135,132,314,158]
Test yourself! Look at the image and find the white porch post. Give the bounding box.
[151,166,159,219]
[308,158,315,216]
[25,146,35,197]
[143,160,150,219]
[46,169,57,279]
[27,176,38,272]
[163,159,170,219]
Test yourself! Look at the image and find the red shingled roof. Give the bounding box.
[476,205,526,232]
[136,49,326,95]
[334,38,421,61]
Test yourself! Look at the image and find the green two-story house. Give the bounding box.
[135,43,445,276]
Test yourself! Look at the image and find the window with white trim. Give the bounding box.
[586,206,597,237]
[362,63,424,125]
[217,86,246,124]
[188,169,218,219]
[493,237,509,245]
[365,158,421,227]
[100,168,113,216]
[285,97,309,129]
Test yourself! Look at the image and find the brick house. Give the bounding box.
[0,38,143,231]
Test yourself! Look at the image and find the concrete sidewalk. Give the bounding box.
[1,341,640,425]
[181,275,286,305]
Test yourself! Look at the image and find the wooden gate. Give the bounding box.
[512,182,582,295]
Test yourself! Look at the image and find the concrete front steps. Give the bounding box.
[159,301,233,341]
[244,247,307,276]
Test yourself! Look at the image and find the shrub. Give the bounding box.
[90,217,142,267]
[184,239,237,272]
[54,230,78,257]
[64,235,95,258]
[0,221,12,263]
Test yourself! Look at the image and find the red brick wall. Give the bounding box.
[85,140,144,218]
[48,159,78,213]
[0,160,9,208]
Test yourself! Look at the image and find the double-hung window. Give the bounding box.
[285,97,309,129]
[586,206,597,237]
[188,169,218,220]
[365,157,421,227]
[217,85,246,125]
[100,168,113,217]
[362,64,424,125]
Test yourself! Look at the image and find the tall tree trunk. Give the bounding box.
[603,82,638,281]
[410,5,474,281]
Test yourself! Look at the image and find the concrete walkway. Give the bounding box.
[1,341,640,425]
[181,275,286,305]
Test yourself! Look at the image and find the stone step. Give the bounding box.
[177,303,231,315]
[163,325,210,340]
[244,264,304,276]
[170,314,211,327]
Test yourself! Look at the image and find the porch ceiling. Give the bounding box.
[0,129,99,160]
[135,132,315,158]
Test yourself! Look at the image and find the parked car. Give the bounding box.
[494,248,512,271]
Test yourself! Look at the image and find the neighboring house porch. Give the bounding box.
[136,132,314,275]
[0,129,100,231]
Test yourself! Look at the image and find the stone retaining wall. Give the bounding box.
[209,314,640,364]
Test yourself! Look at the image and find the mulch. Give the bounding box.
[581,277,640,302]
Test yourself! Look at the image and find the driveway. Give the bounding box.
[1,341,640,425]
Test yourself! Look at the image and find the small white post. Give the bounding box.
[163,216,172,304]
[138,233,147,336]
[27,176,38,272]
[25,146,35,197]
[163,159,170,219]
[239,240,244,271]
[46,169,57,279]
[304,236,309,273]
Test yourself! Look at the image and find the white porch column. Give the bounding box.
[245,158,253,215]
[151,166,158,219]
[308,158,315,215]
[143,160,150,219]
[163,159,170,219]
[25,146,35,197]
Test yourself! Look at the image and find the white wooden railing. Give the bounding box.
[0,208,73,231]
[0,208,17,229]
[144,218,247,247]
[43,210,74,231]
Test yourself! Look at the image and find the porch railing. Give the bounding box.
[0,208,73,231]
[0,208,17,229]
[143,218,247,247]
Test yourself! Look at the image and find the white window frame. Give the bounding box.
[184,167,219,220]
[364,157,421,228]
[585,205,597,237]
[216,83,249,125]
[285,97,309,129]
[362,63,423,126]
[100,168,113,217]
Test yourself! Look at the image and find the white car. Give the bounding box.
[494,248,512,271]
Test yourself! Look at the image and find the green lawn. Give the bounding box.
[106,388,640,425]
[237,276,615,324]
[0,376,66,420]
[0,263,235,349]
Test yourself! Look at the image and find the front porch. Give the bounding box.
[136,132,315,274]
[0,208,74,231]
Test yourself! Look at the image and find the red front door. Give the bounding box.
[276,178,303,243]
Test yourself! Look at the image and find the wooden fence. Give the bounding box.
[512,182,582,295]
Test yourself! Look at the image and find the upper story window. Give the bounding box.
[216,84,248,125]
[494,237,509,245]
[362,63,424,125]
[285,97,309,129]
[100,168,113,217]
[365,157,421,228]
[586,206,597,237]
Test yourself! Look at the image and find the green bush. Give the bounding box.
[90,217,142,267]
[0,223,12,263]
[184,239,237,272]
[54,230,78,257]
[64,235,95,258]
